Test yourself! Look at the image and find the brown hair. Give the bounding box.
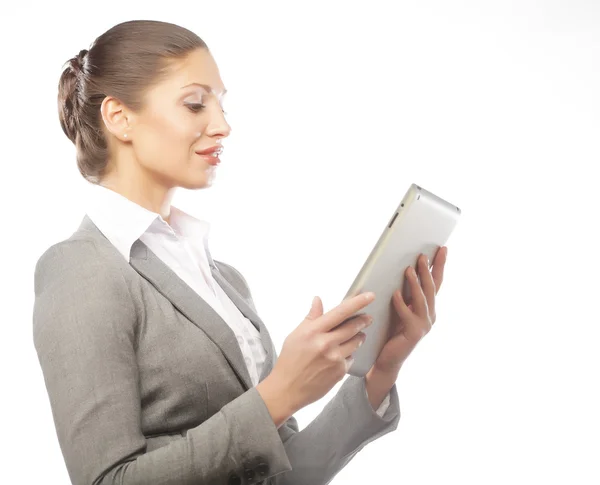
[58,20,208,184]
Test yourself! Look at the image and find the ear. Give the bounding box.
[100,96,134,142]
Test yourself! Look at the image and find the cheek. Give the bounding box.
[135,110,199,168]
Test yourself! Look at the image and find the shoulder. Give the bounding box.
[33,237,138,345]
[33,237,132,305]
[34,238,96,294]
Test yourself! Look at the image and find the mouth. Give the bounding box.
[196,152,221,166]
[195,146,223,166]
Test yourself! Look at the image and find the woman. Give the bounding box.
[32,20,448,485]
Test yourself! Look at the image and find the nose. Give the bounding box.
[205,107,232,139]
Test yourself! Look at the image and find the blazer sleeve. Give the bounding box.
[221,262,402,485]
[271,376,400,484]
[32,240,294,485]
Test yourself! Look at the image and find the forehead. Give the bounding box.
[158,48,227,97]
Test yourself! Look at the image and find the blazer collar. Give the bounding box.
[83,182,217,269]
[77,214,274,392]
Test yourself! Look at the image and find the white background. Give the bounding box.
[1,0,598,483]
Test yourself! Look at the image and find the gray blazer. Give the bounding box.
[33,214,400,485]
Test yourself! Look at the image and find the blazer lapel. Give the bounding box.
[129,238,255,391]
[79,214,276,389]
[210,268,275,381]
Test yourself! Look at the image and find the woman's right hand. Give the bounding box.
[256,292,375,427]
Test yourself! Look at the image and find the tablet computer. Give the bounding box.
[341,183,461,377]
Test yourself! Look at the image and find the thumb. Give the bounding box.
[305,296,323,320]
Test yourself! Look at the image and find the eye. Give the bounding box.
[186,103,206,113]
[185,103,228,116]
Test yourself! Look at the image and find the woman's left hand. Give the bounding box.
[367,246,448,381]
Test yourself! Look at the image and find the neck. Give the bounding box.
[99,174,176,223]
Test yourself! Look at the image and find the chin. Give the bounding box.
[178,174,214,190]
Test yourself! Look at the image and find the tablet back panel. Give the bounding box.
[343,184,461,376]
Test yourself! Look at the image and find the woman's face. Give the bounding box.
[120,48,230,191]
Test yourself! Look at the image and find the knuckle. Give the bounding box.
[330,351,344,364]
[303,324,318,338]
[314,335,331,354]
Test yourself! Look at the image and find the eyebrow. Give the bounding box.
[181,82,227,96]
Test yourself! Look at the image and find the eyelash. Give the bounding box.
[186,103,227,115]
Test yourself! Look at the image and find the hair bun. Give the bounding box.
[70,49,89,75]
[59,48,89,144]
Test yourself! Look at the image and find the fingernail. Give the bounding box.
[364,292,375,301]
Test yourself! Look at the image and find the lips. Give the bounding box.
[195,145,223,166]
[195,145,223,156]
[198,154,220,165]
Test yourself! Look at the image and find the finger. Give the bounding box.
[393,281,412,320]
[305,295,324,320]
[329,314,372,344]
[344,355,355,372]
[407,266,428,319]
[317,292,375,332]
[431,246,447,294]
[338,331,366,359]
[418,254,436,314]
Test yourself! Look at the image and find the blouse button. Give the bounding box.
[237,335,244,346]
